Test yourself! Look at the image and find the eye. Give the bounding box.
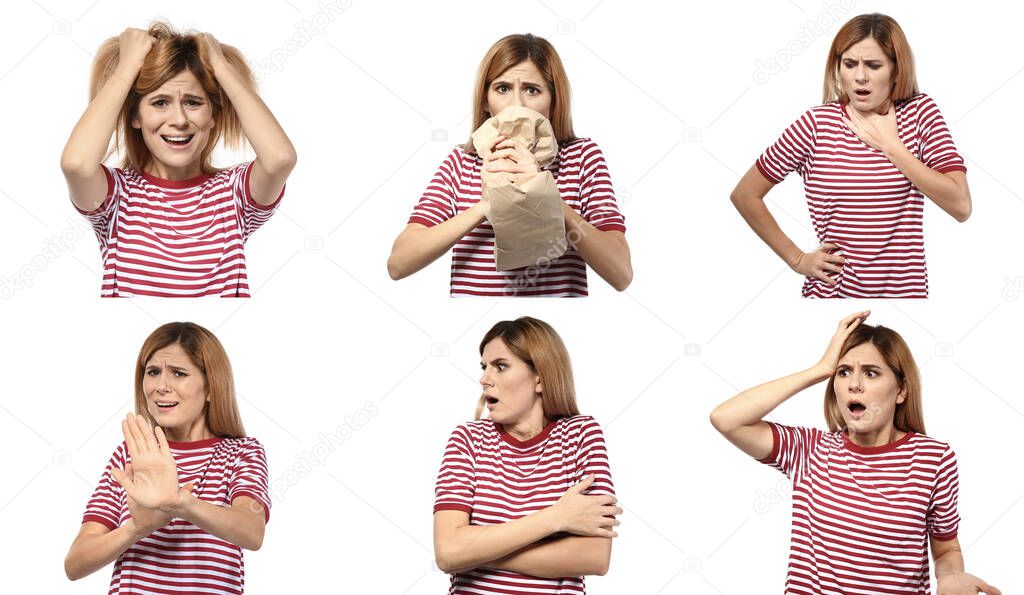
[865,369,878,378]
[152,99,168,107]
[836,368,850,377]
[173,370,188,377]
[185,99,204,107]
[525,86,541,96]
[495,84,510,94]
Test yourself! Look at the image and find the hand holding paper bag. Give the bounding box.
[471,106,566,272]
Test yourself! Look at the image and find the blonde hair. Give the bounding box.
[134,322,246,438]
[466,34,575,150]
[823,13,919,104]
[475,317,579,420]
[823,324,925,435]
[90,22,253,173]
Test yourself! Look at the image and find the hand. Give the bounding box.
[110,414,186,514]
[815,311,870,377]
[552,475,622,537]
[843,103,902,155]
[198,33,229,73]
[484,136,540,177]
[791,243,845,285]
[120,463,174,538]
[936,573,1001,595]
[115,28,155,74]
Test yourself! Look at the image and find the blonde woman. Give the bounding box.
[65,322,270,594]
[388,34,632,297]
[61,23,296,297]
[731,14,970,298]
[433,317,620,593]
[710,312,999,594]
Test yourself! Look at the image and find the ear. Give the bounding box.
[131,115,141,130]
[534,374,543,396]
[895,383,907,405]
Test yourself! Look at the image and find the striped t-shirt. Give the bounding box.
[760,423,959,595]
[75,162,282,297]
[434,416,615,594]
[409,139,626,297]
[756,94,966,298]
[83,437,271,595]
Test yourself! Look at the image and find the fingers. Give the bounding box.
[813,270,838,286]
[122,414,140,454]
[839,310,870,331]
[568,475,595,494]
[154,425,170,454]
[110,466,130,489]
[124,463,134,480]
[133,414,158,451]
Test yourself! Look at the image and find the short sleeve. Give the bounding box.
[756,109,817,184]
[576,141,626,233]
[408,149,463,228]
[927,446,960,541]
[82,442,128,530]
[228,438,272,523]
[74,165,122,250]
[231,161,283,241]
[916,95,967,174]
[574,417,615,497]
[433,425,476,514]
[759,422,821,483]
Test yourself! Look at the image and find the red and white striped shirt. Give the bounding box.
[760,423,959,595]
[756,94,966,298]
[83,437,271,595]
[434,416,615,594]
[409,139,626,297]
[76,162,282,297]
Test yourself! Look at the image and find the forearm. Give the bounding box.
[170,495,265,551]
[710,365,830,433]
[563,206,632,291]
[884,146,971,221]
[65,521,140,580]
[488,535,611,578]
[210,59,296,176]
[61,65,138,174]
[933,544,966,579]
[731,193,803,269]
[388,206,487,279]
[435,507,561,574]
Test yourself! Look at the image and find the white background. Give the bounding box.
[0,0,1021,592]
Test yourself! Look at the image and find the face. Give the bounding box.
[131,69,214,179]
[833,342,906,436]
[839,37,894,114]
[484,60,552,119]
[479,338,543,426]
[142,343,209,440]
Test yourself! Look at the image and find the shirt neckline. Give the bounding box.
[843,430,915,454]
[496,419,558,447]
[166,436,225,450]
[140,170,214,188]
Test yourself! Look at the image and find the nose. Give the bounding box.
[170,101,189,127]
[854,64,868,84]
[848,372,863,392]
[479,368,493,388]
[156,371,171,393]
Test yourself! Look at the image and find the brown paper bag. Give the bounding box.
[470,106,566,272]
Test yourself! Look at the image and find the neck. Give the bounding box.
[145,159,204,181]
[847,423,904,448]
[162,419,214,443]
[505,410,549,442]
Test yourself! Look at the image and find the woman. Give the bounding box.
[61,23,296,297]
[65,322,270,594]
[433,317,621,593]
[709,312,1000,594]
[388,34,632,297]
[731,14,970,298]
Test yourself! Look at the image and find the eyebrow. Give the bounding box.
[146,364,190,372]
[491,79,544,88]
[148,93,206,101]
[481,358,510,366]
[837,363,883,370]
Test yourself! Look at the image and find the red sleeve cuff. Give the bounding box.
[232,491,271,523]
[82,514,117,530]
[759,422,781,464]
[930,530,958,541]
[408,215,439,228]
[434,503,472,514]
[755,159,783,185]
[243,162,285,211]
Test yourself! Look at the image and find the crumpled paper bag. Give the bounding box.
[470,106,566,271]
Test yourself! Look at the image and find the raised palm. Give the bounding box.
[110,414,186,512]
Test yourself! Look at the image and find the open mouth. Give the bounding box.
[854,89,871,98]
[847,400,867,418]
[155,400,180,411]
[484,395,499,407]
[161,134,194,147]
